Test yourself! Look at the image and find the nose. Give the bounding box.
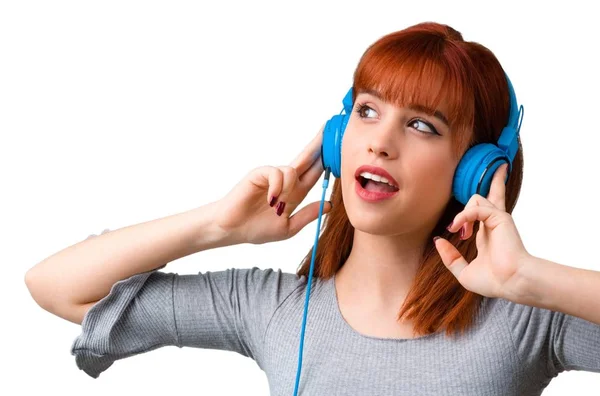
[369,144,390,158]
[367,123,399,159]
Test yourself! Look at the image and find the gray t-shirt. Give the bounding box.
[70,266,600,395]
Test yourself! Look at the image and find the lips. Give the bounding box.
[354,165,399,188]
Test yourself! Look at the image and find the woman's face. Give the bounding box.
[340,89,463,237]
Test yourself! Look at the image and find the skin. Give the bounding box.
[335,90,465,320]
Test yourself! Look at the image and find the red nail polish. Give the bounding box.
[276,201,286,216]
[269,196,277,207]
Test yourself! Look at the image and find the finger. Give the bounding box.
[289,124,325,177]
[264,166,284,206]
[278,156,325,217]
[434,237,468,281]
[298,154,324,190]
[287,200,333,237]
[487,163,508,212]
[453,194,492,240]
[273,166,298,214]
[448,205,506,236]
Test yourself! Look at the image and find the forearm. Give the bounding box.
[25,200,233,309]
[509,255,600,325]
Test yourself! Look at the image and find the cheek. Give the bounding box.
[340,133,359,177]
[410,155,456,191]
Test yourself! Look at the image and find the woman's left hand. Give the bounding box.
[434,163,531,299]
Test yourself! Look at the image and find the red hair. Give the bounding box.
[296,22,524,337]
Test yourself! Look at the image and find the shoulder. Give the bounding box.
[481,297,556,346]
[189,266,309,313]
[480,296,600,376]
[214,266,307,294]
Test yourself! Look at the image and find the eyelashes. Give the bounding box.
[354,102,377,119]
[353,102,441,136]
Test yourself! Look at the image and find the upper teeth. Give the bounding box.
[359,172,397,187]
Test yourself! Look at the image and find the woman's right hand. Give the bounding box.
[214,125,333,245]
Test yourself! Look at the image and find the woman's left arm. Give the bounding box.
[508,255,600,326]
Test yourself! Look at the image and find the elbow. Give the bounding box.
[24,268,40,302]
[24,268,39,291]
[25,268,92,325]
[25,268,59,313]
[25,269,49,309]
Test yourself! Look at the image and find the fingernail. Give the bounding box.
[276,201,286,216]
[433,236,441,243]
[446,221,454,231]
[269,196,277,207]
[460,225,466,239]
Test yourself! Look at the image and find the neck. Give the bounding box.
[335,228,431,309]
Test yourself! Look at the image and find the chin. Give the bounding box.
[346,207,405,236]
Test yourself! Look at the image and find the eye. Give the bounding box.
[354,103,378,119]
[355,102,442,136]
[408,119,440,136]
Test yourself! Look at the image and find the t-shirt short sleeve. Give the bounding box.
[501,298,600,379]
[70,266,306,379]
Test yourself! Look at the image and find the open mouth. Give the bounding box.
[358,175,368,188]
[356,175,399,193]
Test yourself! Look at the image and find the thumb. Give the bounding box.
[287,200,333,237]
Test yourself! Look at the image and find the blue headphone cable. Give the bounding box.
[292,167,331,396]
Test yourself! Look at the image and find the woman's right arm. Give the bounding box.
[25,126,329,326]
[24,200,234,324]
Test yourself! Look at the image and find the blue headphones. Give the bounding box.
[320,73,524,205]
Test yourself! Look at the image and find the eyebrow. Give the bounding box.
[359,88,449,127]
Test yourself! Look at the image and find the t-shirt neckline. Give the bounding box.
[328,273,443,343]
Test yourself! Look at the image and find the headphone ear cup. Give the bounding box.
[321,112,350,178]
[453,143,509,205]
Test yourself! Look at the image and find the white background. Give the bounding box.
[3,0,599,394]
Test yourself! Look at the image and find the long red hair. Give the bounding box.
[296,22,524,337]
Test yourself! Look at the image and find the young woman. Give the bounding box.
[25,22,600,395]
